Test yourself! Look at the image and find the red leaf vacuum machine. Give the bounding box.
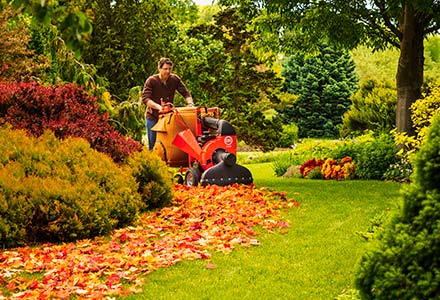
[152,104,253,186]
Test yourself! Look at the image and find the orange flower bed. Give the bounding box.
[300,157,355,180]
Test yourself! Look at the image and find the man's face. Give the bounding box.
[159,63,172,80]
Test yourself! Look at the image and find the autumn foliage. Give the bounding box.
[299,158,324,178]
[0,184,299,299]
[0,81,142,163]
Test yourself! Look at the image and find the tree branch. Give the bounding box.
[373,0,403,40]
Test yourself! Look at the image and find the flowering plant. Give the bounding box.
[300,156,355,180]
[321,156,355,180]
[299,158,325,178]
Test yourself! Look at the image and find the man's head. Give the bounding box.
[158,57,173,81]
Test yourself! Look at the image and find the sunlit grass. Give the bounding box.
[124,163,403,299]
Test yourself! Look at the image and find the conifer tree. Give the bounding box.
[279,45,358,138]
[355,114,440,298]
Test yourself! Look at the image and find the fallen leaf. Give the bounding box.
[205,263,215,269]
[0,184,299,299]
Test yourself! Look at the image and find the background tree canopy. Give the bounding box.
[1,0,440,149]
[222,0,440,137]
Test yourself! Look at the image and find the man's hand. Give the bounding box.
[186,97,195,107]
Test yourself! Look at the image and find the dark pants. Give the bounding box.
[146,118,157,150]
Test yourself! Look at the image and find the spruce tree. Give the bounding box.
[279,45,359,138]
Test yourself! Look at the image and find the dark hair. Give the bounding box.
[158,57,173,68]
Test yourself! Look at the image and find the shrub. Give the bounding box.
[411,86,440,141]
[0,81,142,163]
[355,114,440,299]
[279,44,359,138]
[272,139,343,177]
[277,123,299,148]
[298,157,355,180]
[352,134,398,180]
[0,127,144,248]
[329,133,398,180]
[340,79,396,137]
[299,158,325,178]
[127,149,173,209]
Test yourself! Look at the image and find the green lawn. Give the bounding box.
[125,163,403,299]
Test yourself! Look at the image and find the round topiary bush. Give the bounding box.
[0,126,144,248]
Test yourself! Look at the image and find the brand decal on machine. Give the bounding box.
[224,136,233,146]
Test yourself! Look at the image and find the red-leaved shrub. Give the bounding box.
[0,81,142,163]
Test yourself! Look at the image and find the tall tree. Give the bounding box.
[184,7,284,150]
[222,0,440,136]
[279,45,359,138]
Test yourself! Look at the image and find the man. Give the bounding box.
[142,57,194,150]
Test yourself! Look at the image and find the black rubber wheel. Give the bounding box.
[185,167,201,186]
[173,174,184,184]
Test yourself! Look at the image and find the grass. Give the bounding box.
[124,162,403,299]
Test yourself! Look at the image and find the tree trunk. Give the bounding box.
[396,3,425,136]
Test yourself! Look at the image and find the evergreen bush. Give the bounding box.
[127,148,173,209]
[340,79,396,137]
[355,115,440,299]
[0,81,142,163]
[0,127,144,248]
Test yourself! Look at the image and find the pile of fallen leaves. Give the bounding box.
[0,184,299,299]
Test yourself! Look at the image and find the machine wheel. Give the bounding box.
[173,173,184,184]
[185,167,201,186]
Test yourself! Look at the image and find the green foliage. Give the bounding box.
[355,114,440,299]
[110,86,147,143]
[237,151,291,165]
[181,7,284,151]
[340,79,396,137]
[330,134,398,180]
[279,44,359,138]
[0,127,144,248]
[5,0,92,57]
[82,0,178,100]
[277,123,299,148]
[352,137,396,180]
[390,84,440,182]
[127,149,173,209]
[270,134,398,180]
[272,153,295,177]
[28,22,110,97]
[233,109,284,152]
[271,139,341,176]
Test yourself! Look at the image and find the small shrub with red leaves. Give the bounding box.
[0,81,142,163]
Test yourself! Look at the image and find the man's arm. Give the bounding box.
[142,77,162,110]
[147,99,162,110]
